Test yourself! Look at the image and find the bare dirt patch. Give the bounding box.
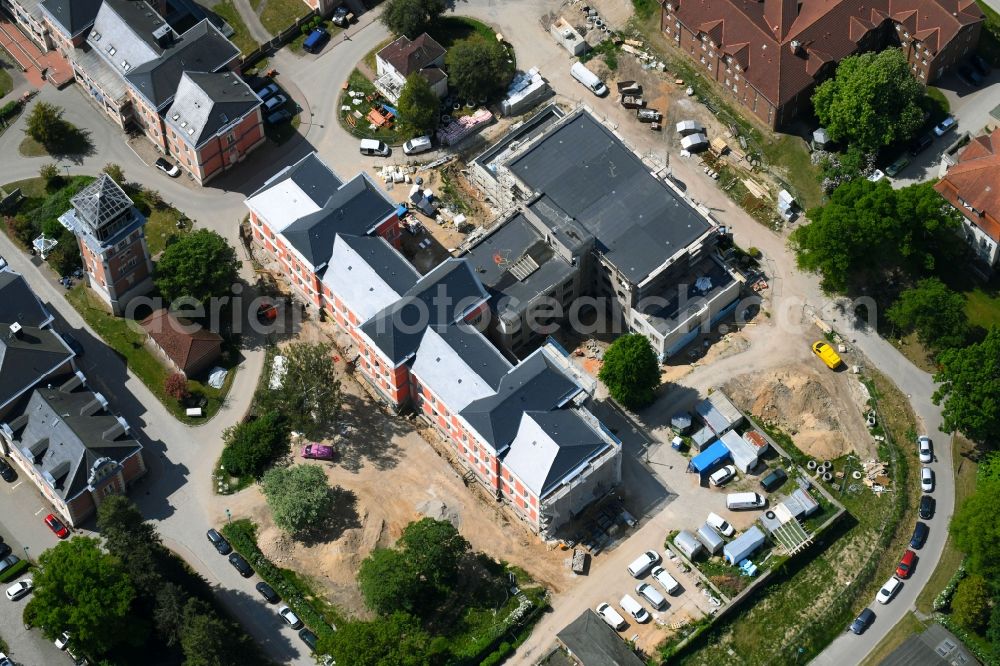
[223,325,573,619]
[723,365,876,460]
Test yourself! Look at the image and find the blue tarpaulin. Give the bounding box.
[688,440,731,474]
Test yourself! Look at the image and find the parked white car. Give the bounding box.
[596,602,627,630]
[876,576,902,604]
[626,550,660,578]
[55,631,70,650]
[921,466,934,493]
[635,582,667,610]
[5,578,32,601]
[917,436,933,463]
[709,465,737,487]
[651,566,681,595]
[706,512,735,537]
[619,594,650,623]
[278,605,303,629]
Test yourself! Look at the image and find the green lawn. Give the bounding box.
[0,68,12,98]
[65,285,236,423]
[18,136,47,157]
[915,436,977,613]
[964,284,1000,329]
[338,69,407,145]
[260,0,311,36]
[860,612,928,666]
[212,0,260,56]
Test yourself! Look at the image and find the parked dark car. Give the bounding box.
[909,134,933,156]
[332,5,350,26]
[59,331,84,356]
[206,529,232,555]
[266,109,293,125]
[0,555,20,578]
[958,65,983,86]
[228,552,253,578]
[0,543,11,560]
[849,608,875,635]
[255,581,280,604]
[0,459,16,483]
[919,495,935,520]
[761,468,788,492]
[302,28,329,54]
[299,628,318,652]
[910,521,929,549]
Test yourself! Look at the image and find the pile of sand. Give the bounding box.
[724,367,868,460]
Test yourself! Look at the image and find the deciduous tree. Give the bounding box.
[318,612,435,666]
[357,548,423,615]
[886,278,969,351]
[933,327,1000,446]
[397,517,469,591]
[218,410,289,477]
[179,598,252,666]
[154,229,239,306]
[262,342,341,438]
[164,372,189,401]
[380,0,445,38]
[102,163,126,186]
[25,102,69,149]
[812,49,925,151]
[24,537,142,656]
[97,496,165,598]
[598,333,660,410]
[951,574,991,632]
[397,73,439,138]
[260,464,335,536]
[445,36,510,101]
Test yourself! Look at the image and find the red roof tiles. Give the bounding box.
[934,128,1000,244]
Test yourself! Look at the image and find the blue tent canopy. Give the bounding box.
[688,440,731,474]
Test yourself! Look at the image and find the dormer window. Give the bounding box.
[171,113,180,120]
[187,128,194,135]
[904,32,910,38]
[92,31,101,41]
[122,60,131,71]
[106,45,116,55]
[179,121,187,128]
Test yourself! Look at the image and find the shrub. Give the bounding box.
[0,558,30,583]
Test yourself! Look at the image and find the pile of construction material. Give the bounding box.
[861,459,891,494]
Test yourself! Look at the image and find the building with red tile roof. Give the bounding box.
[934,128,1000,271]
[140,309,223,377]
[661,0,984,128]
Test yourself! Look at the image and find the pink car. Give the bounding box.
[301,444,334,460]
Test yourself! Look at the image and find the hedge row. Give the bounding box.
[221,520,337,646]
[0,559,30,583]
[0,101,19,122]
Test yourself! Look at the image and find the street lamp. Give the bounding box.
[225,508,232,525]
[22,545,29,560]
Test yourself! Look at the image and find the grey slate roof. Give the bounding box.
[288,153,344,206]
[89,0,169,76]
[0,271,53,328]
[360,259,490,364]
[377,33,446,76]
[165,71,260,147]
[0,325,73,412]
[881,622,980,666]
[40,0,102,37]
[281,175,396,267]
[556,609,645,666]
[339,234,420,296]
[460,349,580,454]
[460,213,576,318]
[517,410,612,496]
[126,20,239,108]
[9,382,141,501]
[507,110,713,282]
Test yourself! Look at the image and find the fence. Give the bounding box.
[239,9,322,72]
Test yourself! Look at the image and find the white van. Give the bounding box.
[359,139,390,156]
[619,594,650,623]
[626,550,660,578]
[635,582,667,610]
[651,566,681,595]
[707,512,736,537]
[570,62,608,97]
[403,135,432,155]
[596,602,627,630]
[727,492,766,510]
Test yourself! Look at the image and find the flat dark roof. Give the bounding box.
[473,104,565,179]
[507,110,713,282]
[641,258,735,332]
[461,214,575,317]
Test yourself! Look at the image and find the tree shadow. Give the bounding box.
[333,390,408,473]
[296,486,362,546]
[47,125,96,163]
[424,553,510,637]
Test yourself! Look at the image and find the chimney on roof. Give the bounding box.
[102,417,127,441]
[152,22,173,48]
[9,322,22,339]
[790,39,802,54]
